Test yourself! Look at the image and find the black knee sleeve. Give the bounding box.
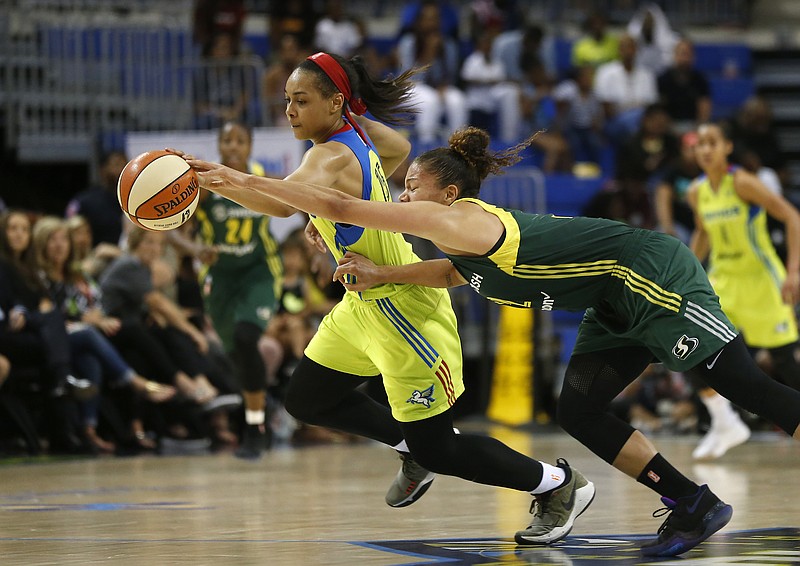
[283,357,326,423]
[557,348,653,464]
[689,335,800,434]
[283,357,401,444]
[232,321,266,392]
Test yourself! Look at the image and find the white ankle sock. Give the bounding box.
[531,462,567,495]
[245,409,265,426]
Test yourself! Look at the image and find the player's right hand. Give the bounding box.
[333,252,381,292]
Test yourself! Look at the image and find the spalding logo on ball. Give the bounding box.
[117,150,200,231]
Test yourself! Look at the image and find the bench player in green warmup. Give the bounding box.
[194,121,286,458]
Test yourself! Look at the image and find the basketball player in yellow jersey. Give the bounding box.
[688,122,800,459]
[174,52,595,544]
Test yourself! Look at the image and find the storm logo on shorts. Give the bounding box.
[672,334,699,360]
[407,385,435,408]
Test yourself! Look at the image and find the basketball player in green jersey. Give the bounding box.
[175,52,596,546]
[185,125,800,557]
[194,121,285,459]
[686,122,800,459]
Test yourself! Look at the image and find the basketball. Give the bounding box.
[117,150,200,231]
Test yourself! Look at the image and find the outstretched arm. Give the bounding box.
[186,156,484,254]
[166,149,297,217]
[333,252,467,291]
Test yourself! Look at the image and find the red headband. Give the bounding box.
[307,52,367,115]
[307,52,369,143]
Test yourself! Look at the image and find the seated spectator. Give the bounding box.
[193,31,255,130]
[610,364,697,434]
[467,0,523,41]
[65,150,128,246]
[654,130,702,244]
[101,228,243,445]
[554,65,605,166]
[396,1,467,143]
[267,232,316,364]
[100,228,223,404]
[34,216,176,453]
[65,215,121,281]
[192,0,246,55]
[314,0,365,59]
[460,31,521,144]
[583,164,656,230]
[397,0,460,40]
[269,0,319,52]
[0,211,86,453]
[616,103,679,189]
[594,34,658,143]
[262,35,308,128]
[626,2,678,75]
[519,56,571,173]
[658,39,712,131]
[492,23,557,82]
[730,96,789,188]
[572,11,618,69]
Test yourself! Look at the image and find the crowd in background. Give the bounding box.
[0,163,350,455]
[0,0,795,456]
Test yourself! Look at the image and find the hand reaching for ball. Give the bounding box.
[166,148,248,193]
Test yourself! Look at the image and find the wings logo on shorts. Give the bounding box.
[672,334,699,360]
[407,385,435,408]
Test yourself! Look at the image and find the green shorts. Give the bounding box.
[204,264,279,352]
[304,284,464,422]
[573,232,738,372]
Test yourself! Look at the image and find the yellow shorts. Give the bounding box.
[304,284,464,422]
[711,269,798,349]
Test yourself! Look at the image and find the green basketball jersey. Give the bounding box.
[309,124,420,301]
[445,199,649,311]
[195,161,283,280]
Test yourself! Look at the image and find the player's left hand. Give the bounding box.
[782,271,800,305]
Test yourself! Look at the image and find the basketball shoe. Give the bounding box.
[641,484,732,556]
[515,458,595,545]
[692,416,750,460]
[385,453,435,507]
[235,423,271,460]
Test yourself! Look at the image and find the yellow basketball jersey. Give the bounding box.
[310,124,420,301]
[696,167,797,347]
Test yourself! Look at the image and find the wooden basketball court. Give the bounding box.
[1,425,798,565]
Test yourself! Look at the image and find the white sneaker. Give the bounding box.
[692,418,751,460]
[692,428,719,460]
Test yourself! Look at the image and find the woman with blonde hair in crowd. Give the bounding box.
[33,216,176,452]
[65,214,121,280]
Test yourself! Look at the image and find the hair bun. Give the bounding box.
[449,127,489,166]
